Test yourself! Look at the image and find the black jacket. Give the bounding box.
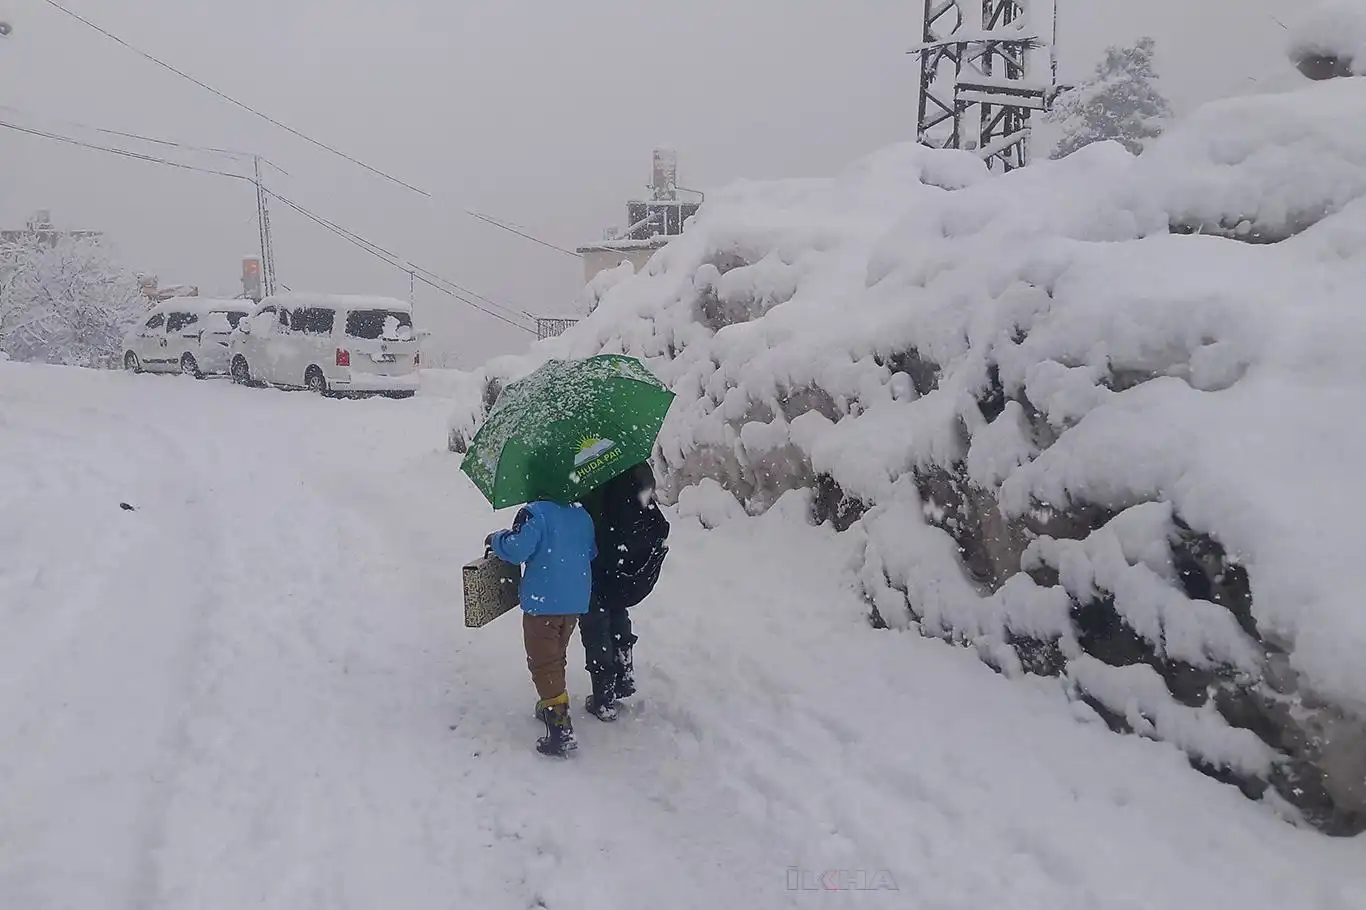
[583,463,669,609]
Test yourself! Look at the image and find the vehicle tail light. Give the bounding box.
[335,348,350,367]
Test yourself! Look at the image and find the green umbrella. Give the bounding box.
[460,354,675,509]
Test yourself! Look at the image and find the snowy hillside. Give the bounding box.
[451,77,1366,833]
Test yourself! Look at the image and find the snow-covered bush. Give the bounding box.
[1288,0,1366,79]
[453,79,1366,833]
[0,237,145,367]
[575,259,636,317]
[1131,78,1366,242]
[1047,36,1172,159]
[675,478,747,529]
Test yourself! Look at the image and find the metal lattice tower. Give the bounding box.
[915,0,1060,172]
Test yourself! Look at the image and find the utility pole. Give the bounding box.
[253,155,277,297]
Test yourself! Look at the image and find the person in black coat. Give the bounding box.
[578,461,669,721]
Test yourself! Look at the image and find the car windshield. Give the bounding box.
[345,309,413,340]
[225,311,248,328]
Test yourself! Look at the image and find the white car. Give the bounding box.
[228,293,422,398]
[122,298,252,378]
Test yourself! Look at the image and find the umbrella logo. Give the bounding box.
[574,436,618,467]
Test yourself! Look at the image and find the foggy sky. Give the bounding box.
[0,0,1301,366]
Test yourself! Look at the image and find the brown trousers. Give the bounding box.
[523,614,578,700]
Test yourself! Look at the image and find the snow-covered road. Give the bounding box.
[1,363,1361,909]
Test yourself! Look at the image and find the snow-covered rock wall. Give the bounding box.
[451,79,1366,834]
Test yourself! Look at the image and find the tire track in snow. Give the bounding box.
[139,394,556,908]
[0,391,228,910]
[307,443,875,908]
[9,369,1360,910]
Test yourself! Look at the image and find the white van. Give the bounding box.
[122,298,252,377]
[228,293,421,398]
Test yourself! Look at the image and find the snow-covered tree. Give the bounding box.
[0,236,145,367]
[575,259,636,317]
[1047,36,1173,159]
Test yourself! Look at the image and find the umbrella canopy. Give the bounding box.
[460,354,674,509]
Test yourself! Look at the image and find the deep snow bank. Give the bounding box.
[450,79,1366,833]
[1288,0,1366,79]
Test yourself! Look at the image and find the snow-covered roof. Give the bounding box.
[577,238,671,254]
[262,292,412,313]
[151,297,251,316]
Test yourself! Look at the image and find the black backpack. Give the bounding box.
[591,463,670,609]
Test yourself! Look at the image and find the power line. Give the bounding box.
[0,103,289,174]
[0,118,252,182]
[261,187,534,326]
[0,116,536,332]
[262,189,535,333]
[466,210,583,258]
[38,0,583,260]
[293,208,534,320]
[403,253,533,320]
[41,0,428,197]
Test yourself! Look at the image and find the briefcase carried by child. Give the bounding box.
[463,553,521,628]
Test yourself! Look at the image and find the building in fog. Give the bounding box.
[577,148,702,285]
[137,275,201,304]
[0,210,102,249]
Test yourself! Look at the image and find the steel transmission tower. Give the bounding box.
[915,0,1062,172]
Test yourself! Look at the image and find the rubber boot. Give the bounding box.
[614,641,637,699]
[534,692,565,724]
[536,694,577,757]
[584,673,618,722]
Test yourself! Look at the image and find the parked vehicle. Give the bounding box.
[228,293,421,398]
[122,298,251,377]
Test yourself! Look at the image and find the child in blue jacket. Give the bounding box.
[488,499,597,756]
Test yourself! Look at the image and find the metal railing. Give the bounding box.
[535,317,578,340]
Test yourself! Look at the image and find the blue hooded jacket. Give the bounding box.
[490,500,597,616]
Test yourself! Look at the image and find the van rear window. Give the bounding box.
[345,310,413,340]
[291,307,336,335]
